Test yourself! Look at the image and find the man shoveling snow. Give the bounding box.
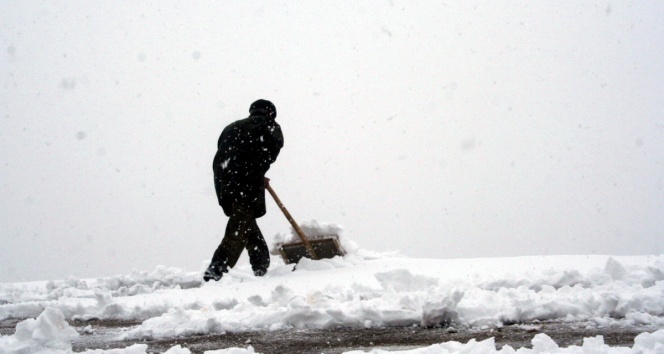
[204,99,283,282]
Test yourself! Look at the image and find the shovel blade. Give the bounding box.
[278,236,345,264]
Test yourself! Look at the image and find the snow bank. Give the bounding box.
[0,309,150,353]
[1,309,663,353]
[0,308,172,353]
[0,307,79,353]
[1,252,663,353]
[2,309,661,354]
[3,255,663,335]
[109,254,664,341]
[345,330,664,353]
[0,265,203,321]
[0,265,201,305]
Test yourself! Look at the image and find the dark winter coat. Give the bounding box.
[213,113,283,218]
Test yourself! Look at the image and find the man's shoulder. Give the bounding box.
[221,117,249,135]
[228,116,264,129]
[222,116,278,137]
[225,117,248,129]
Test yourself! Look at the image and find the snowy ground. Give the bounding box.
[1,227,663,353]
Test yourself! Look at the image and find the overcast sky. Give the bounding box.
[2,1,663,282]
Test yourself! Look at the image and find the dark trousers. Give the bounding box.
[210,206,270,273]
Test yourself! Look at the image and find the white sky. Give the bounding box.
[1,1,663,282]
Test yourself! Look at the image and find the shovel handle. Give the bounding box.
[266,184,319,260]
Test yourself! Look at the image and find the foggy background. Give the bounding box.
[1,1,663,283]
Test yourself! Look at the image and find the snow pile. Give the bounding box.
[3,255,664,333]
[271,220,361,257]
[0,266,203,322]
[108,255,664,341]
[0,307,79,353]
[0,265,201,306]
[270,219,399,260]
[0,308,156,353]
[1,252,663,353]
[271,219,345,244]
[2,309,663,353]
[345,330,664,353]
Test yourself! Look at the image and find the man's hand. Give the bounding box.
[264,177,270,187]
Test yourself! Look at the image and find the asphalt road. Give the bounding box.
[1,317,659,353]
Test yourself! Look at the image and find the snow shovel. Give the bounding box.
[266,183,345,264]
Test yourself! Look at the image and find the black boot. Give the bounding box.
[203,262,225,282]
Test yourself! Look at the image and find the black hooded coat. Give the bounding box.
[213,113,283,218]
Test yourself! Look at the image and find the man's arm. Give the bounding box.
[266,124,284,164]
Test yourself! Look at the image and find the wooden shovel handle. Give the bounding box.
[266,184,319,260]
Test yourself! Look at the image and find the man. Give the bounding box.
[204,99,284,282]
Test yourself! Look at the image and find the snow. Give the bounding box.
[270,219,365,257]
[1,229,663,353]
